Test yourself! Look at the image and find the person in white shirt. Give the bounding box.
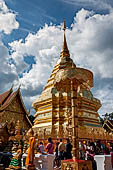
[39,142,44,153]
[58,139,66,160]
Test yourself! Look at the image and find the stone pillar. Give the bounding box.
[71,80,79,159]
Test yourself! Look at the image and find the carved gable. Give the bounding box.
[0,88,32,130]
[6,94,25,113]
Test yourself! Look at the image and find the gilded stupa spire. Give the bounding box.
[60,20,70,58]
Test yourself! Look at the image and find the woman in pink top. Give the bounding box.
[46,137,54,154]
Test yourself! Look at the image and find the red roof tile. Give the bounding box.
[0,88,32,127]
[0,90,11,105]
[1,91,16,108]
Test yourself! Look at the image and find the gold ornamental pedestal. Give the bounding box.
[26,164,35,170]
[61,159,92,170]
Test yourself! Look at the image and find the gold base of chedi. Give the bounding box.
[26,164,35,170]
[61,159,92,170]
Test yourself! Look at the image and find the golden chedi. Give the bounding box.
[32,21,102,140]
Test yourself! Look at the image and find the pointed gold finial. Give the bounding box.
[11,84,14,90]
[60,20,70,58]
[17,84,21,92]
[18,84,21,89]
[10,84,13,93]
[63,19,66,31]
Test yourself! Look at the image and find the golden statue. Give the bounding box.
[25,128,35,170]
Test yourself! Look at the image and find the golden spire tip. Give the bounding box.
[60,19,70,58]
[63,19,66,31]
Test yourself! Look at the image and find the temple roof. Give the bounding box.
[103,119,113,132]
[0,86,13,106]
[0,86,32,126]
[1,91,16,108]
[0,86,20,110]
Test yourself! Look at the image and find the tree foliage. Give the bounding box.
[102,112,113,120]
[99,116,104,126]
[28,115,35,124]
[99,112,113,126]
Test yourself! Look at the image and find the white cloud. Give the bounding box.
[94,85,113,115]
[9,25,62,74]
[0,41,18,91]
[61,0,113,11]
[0,0,19,91]
[8,9,113,115]
[22,95,40,114]
[68,9,113,78]
[0,0,19,34]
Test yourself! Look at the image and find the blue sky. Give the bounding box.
[0,0,113,115]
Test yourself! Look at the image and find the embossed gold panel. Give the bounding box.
[61,160,92,170]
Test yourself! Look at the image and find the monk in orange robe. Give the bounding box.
[25,128,35,167]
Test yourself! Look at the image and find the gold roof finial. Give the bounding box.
[63,19,66,31]
[60,20,70,58]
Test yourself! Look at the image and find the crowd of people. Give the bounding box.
[1,132,113,170]
[79,140,113,159]
[37,137,72,169]
[79,140,113,170]
[37,138,113,170]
